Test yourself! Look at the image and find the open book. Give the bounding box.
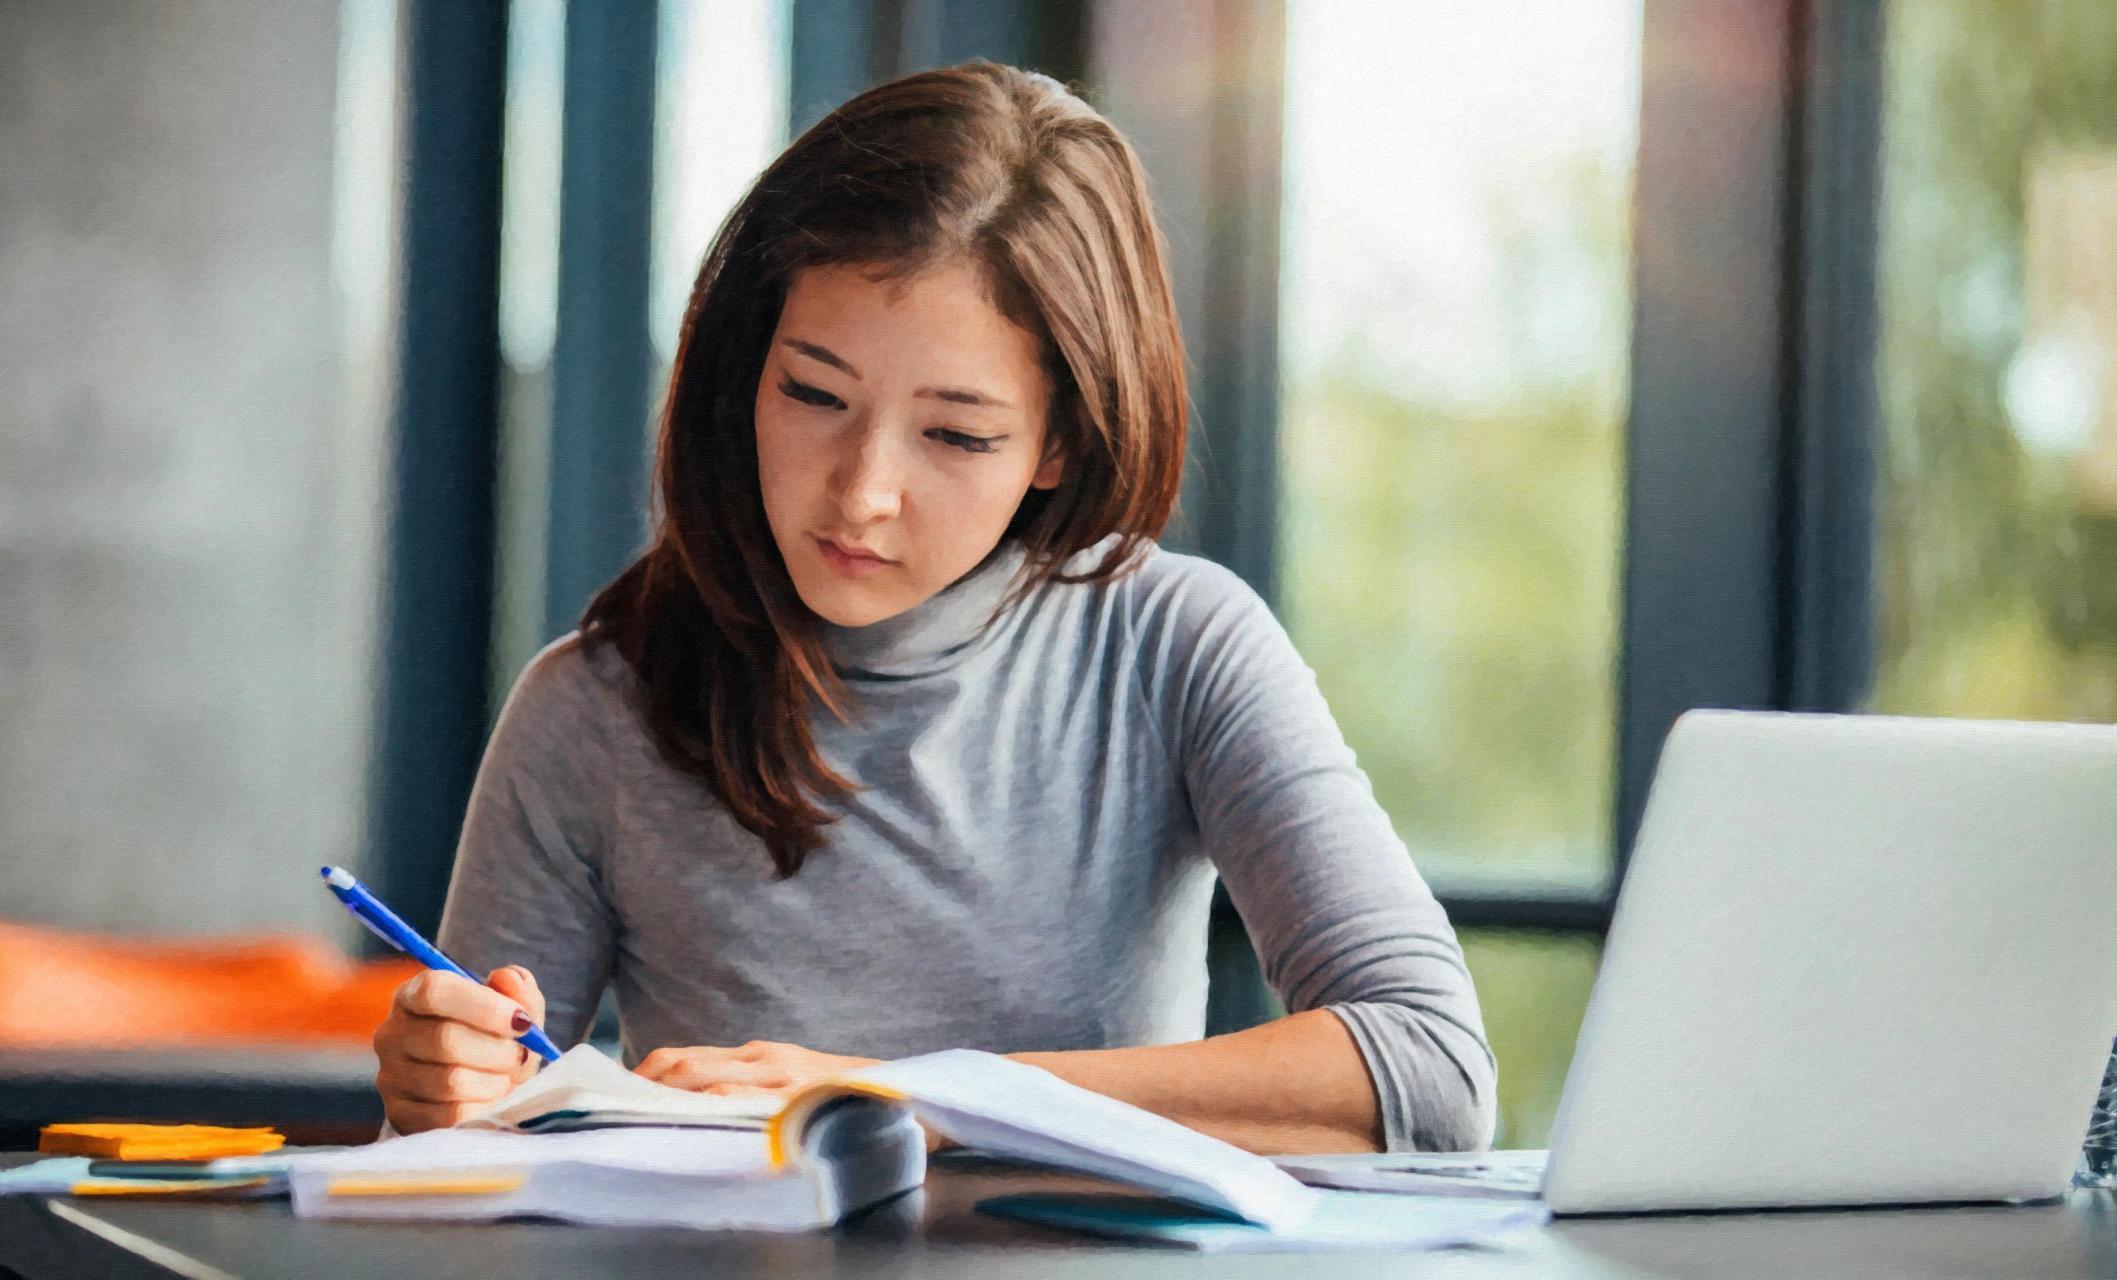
[285,1047,1544,1249]
[286,1045,1312,1232]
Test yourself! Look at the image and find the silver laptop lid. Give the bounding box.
[1543,710,2117,1214]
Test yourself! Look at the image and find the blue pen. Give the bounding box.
[320,866,561,1063]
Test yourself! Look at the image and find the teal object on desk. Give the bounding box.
[0,1158,94,1195]
[977,1188,1549,1253]
[0,1157,291,1197]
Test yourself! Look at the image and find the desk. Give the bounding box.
[4,1152,2115,1279]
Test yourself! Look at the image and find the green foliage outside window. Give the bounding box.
[1873,1,2117,721]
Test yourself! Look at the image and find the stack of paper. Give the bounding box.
[284,1125,921,1230]
[285,1053,925,1231]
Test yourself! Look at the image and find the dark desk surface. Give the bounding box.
[0,1047,383,1150]
[4,1152,2116,1280]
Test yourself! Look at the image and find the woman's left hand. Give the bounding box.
[634,1040,880,1100]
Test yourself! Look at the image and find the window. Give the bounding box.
[491,0,793,694]
[1871,1,2117,723]
[1276,0,1641,1144]
[652,0,791,374]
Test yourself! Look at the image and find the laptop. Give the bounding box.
[1531,710,2117,1214]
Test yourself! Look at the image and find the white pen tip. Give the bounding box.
[322,866,356,890]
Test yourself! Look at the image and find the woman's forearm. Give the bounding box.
[1009,1008,1382,1154]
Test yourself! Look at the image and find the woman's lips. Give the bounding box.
[816,536,894,577]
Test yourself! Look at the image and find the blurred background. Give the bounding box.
[2,0,2114,1148]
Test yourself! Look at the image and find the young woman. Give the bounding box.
[371,61,1494,1155]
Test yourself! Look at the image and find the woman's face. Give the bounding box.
[754,258,1062,627]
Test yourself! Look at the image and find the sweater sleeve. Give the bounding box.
[1131,555,1498,1152]
[433,634,621,1053]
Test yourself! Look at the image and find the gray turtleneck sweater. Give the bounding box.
[435,538,1496,1152]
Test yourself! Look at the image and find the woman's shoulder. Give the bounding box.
[499,630,641,738]
[1046,536,1282,679]
[1061,536,1271,638]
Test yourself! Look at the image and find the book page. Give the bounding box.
[785,1050,1319,1231]
[459,1044,780,1132]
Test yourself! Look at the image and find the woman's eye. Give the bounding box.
[777,376,843,409]
[930,429,1001,455]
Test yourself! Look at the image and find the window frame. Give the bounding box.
[1618,0,1883,873]
[544,1,660,644]
[370,0,512,940]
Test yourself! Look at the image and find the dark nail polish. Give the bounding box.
[511,1010,533,1033]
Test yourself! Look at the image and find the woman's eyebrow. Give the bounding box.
[781,337,1014,411]
[783,338,859,377]
[919,385,1012,410]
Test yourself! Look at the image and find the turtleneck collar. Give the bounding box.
[818,538,1031,680]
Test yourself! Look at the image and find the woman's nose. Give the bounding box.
[830,429,903,524]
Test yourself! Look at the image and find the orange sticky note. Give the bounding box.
[40,1124,285,1161]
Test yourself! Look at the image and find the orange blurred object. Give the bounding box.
[40,1122,286,1159]
[0,922,421,1048]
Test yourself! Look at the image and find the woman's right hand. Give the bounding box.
[372,965,547,1134]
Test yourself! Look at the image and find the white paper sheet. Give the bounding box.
[281,1125,839,1230]
[1273,1149,1548,1197]
[979,1187,1552,1252]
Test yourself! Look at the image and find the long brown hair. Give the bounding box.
[581,61,1188,877]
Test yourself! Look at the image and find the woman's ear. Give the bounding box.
[1030,446,1064,491]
